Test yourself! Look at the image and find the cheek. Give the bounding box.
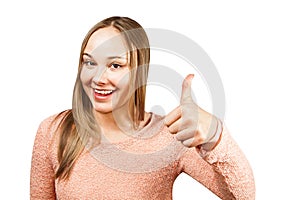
[114,70,131,89]
[80,68,94,85]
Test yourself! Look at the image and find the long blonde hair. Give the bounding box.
[55,16,150,180]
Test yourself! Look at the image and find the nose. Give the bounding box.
[92,65,109,85]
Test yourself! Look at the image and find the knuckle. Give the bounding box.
[169,128,177,134]
[182,118,192,126]
[175,133,183,141]
[197,134,206,142]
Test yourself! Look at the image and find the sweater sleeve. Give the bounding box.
[30,117,57,200]
[178,126,255,199]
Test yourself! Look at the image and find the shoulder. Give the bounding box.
[31,111,71,174]
[35,110,71,143]
[39,110,70,130]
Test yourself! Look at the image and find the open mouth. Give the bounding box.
[95,89,114,95]
[93,88,116,100]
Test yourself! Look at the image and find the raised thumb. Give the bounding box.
[180,74,194,103]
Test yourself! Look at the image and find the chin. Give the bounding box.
[93,106,113,114]
[92,99,130,115]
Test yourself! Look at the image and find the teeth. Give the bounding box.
[95,89,113,95]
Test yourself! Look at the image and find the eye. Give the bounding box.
[83,60,97,67]
[110,63,122,69]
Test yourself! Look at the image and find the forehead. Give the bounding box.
[84,27,128,59]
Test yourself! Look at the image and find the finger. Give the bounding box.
[189,132,206,148]
[175,129,195,141]
[181,138,194,148]
[181,133,206,148]
[168,118,183,134]
[180,74,194,104]
[164,106,181,126]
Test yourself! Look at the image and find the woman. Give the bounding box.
[30,16,255,199]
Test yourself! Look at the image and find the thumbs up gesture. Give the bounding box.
[164,74,221,149]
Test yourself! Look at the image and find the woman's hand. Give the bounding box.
[164,74,221,149]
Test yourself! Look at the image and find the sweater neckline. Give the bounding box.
[100,112,165,145]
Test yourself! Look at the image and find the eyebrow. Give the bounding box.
[83,53,127,60]
[83,53,93,58]
[107,56,127,60]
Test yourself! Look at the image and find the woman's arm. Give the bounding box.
[179,126,255,199]
[30,117,57,200]
[165,75,255,199]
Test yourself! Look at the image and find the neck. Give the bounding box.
[93,108,150,140]
[93,109,134,134]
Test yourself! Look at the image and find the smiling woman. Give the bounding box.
[80,28,131,114]
[30,16,255,199]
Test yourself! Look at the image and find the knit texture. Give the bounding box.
[30,112,255,199]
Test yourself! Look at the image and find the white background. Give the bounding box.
[1,0,299,199]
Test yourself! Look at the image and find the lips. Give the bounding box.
[94,89,114,95]
[93,88,115,101]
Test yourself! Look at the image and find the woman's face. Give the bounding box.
[80,27,131,114]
